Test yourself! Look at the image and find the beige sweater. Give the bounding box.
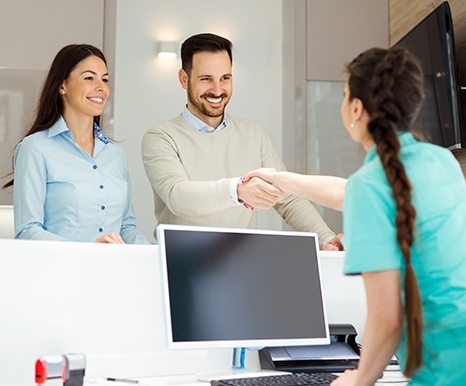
[142,114,335,247]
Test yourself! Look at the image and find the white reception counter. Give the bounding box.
[0,239,367,385]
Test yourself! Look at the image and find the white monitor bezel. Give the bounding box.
[157,224,330,350]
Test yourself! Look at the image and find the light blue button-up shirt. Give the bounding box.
[181,105,227,133]
[13,117,150,244]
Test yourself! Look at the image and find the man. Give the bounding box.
[142,33,343,250]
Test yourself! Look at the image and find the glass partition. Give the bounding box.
[306,81,365,233]
[0,69,46,205]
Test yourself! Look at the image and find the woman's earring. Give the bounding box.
[60,90,65,95]
[350,121,356,128]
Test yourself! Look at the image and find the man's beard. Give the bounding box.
[187,87,229,118]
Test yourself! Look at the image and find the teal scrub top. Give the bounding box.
[343,132,466,385]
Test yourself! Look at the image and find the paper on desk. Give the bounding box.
[85,379,164,386]
[375,371,409,385]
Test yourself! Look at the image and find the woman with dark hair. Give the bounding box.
[3,44,149,244]
[245,46,466,385]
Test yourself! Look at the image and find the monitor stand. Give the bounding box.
[196,348,288,382]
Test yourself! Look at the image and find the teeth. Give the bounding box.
[206,97,221,103]
[89,97,103,103]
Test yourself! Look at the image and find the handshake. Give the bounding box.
[237,167,347,251]
[237,167,346,211]
[237,168,287,211]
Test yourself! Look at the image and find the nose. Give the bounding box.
[96,79,108,92]
[210,80,222,95]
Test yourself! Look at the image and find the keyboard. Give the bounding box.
[210,372,338,386]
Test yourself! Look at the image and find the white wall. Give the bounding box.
[113,0,284,243]
[0,0,105,205]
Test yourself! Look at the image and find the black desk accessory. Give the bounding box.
[259,324,360,373]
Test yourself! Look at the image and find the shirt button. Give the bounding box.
[93,165,97,169]
[101,205,105,210]
[98,228,103,232]
[99,185,104,189]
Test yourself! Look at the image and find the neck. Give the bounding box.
[355,118,375,152]
[63,112,95,156]
[187,104,223,129]
[361,137,375,152]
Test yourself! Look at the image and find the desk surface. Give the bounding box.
[84,371,409,385]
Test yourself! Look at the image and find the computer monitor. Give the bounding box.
[157,224,330,380]
[394,1,464,149]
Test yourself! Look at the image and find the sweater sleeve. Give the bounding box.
[142,121,237,218]
[274,195,336,248]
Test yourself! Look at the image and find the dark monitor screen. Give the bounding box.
[395,1,463,149]
[157,224,330,350]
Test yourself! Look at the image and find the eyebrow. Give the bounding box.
[197,73,232,78]
[80,70,109,77]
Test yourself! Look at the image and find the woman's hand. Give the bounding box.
[331,369,359,386]
[243,168,279,187]
[95,232,125,244]
[244,168,346,211]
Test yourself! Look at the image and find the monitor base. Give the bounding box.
[196,368,290,382]
[196,348,289,382]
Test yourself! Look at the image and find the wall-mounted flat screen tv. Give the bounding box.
[395,1,464,149]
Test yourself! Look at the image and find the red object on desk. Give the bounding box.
[35,356,65,384]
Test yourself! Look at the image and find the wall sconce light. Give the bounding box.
[157,41,178,59]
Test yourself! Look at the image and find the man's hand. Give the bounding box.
[237,176,285,210]
[95,232,125,244]
[323,233,344,251]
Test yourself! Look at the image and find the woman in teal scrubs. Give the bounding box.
[244,46,466,385]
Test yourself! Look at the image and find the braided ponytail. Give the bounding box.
[346,46,424,377]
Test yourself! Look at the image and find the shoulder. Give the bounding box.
[20,130,50,145]
[144,115,185,136]
[346,160,393,213]
[15,131,50,156]
[347,157,388,192]
[418,141,459,164]
[142,116,192,147]
[142,116,193,155]
[224,114,272,145]
[226,114,265,131]
[403,139,465,180]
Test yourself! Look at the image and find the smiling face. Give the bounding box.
[60,55,109,121]
[179,50,232,128]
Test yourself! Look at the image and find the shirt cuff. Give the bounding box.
[321,235,335,249]
[229,177,243,205]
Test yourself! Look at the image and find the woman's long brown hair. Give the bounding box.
[2,44,107,189]
[346,46,424,377]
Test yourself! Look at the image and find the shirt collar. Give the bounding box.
[47,116,109,144]
[364,131,416,164]
[93,122,109,144]
[48,116,69,137]
[181,105,228,133]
